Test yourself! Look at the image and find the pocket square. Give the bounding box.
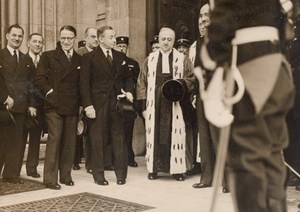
[122,61,126,65]
[77,66,81,69]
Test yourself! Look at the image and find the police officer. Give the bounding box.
[176,38,190,55]
[115,36,140,167]
[149,35,160,52]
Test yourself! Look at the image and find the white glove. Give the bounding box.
[28,107,37,117]
[85,106,96,119]
[5,96,14,110]
[121,89,133,103]
[191,95,196,109]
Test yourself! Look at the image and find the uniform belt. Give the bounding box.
[232,26,279,46]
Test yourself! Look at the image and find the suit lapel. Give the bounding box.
[52,49,71,78]
[3,48,18,71]
[112,50,122,79]
[93,47,115,79]
[54,49,70,68]
[61,51,81,79]
[16,52,30,76]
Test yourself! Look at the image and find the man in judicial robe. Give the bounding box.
[136,27,194,181]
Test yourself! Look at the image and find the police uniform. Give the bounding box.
[175,38,190,55]
[205,0,294,211]
[116,36,141,167]
[149,35,159,52]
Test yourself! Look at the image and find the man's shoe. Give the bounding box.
[60,180,74,186]
[3,178,24,184]
[27,172,41,178]
[173,174,185,181]
[86,169,93,174]
[148,173,158,180]
[128,161,138,167]
[45,182,61,190]
[296,185,300,191]
[117,179,126,185]
[95,179,109,186]
[192,182,210,189]
[222,186,230,193]
[73,164,80,170]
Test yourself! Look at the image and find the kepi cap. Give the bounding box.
[176,38,190,48]
[116,36,129,45]
[149,35,159,45]
[78,40,86,48]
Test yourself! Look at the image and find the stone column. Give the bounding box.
[43,0,55,50]
[8,0,17,25]
[18,0,30,52]
[0,0,7,48]
[31,0,43,34]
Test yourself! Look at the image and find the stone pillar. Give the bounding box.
[43,0,55,50]
[31,0,43,34]
[8,0,17,25]
[18,0,30,52]
[75,0,98,46]
[0,0,7,48]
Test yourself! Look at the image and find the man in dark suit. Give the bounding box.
[77,27,98,56]
[73,27,101,173]
[0,24,36,184]
[35,25,81,190]
[115,36,140,168]
[190,3,219,189]
[22,33,45,179]
[0,73,11,175]
[80,25,134,186]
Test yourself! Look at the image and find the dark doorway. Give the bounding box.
[146,0,201,53]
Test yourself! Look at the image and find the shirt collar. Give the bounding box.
[86,45,94,52]
[100,45,112,56]
[28,51,40,61]
[7,45,19,56]
[62,49,74,57]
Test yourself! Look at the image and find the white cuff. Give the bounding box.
[85,105,94,111]
[46,89,53,97]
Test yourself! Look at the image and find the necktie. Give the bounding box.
[33,55,38,68]
[106,50,113,65]
[67,50,71,62]
[13,50,18,64]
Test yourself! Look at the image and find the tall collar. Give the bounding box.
[86,45,94,52]
[7,45,19,56]
[160,49,172,56]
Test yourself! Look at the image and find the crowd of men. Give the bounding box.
[0,0,300,211]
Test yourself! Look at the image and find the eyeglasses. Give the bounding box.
[60,37,75,41]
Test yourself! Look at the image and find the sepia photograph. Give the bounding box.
[0,0,299,211]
